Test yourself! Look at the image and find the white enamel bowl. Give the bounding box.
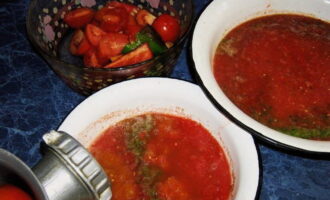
[58,78,260,200]
[192,0,330,153]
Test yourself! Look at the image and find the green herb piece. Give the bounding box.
[279,127,330,139]
[127,133,146,157]
[125,114,155,157]
[122,26,167,55]
[124,114,163,200]
[138,164,162,200]
[218,38,238,57]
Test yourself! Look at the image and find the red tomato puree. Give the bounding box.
[213,14,330,140]
[89,113,233,200]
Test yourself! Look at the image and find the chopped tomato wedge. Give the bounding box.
[127,14,138,26]
[125,15,143,40]
[95,7,128,33]
[85,24,106,46]
[64,8,95,29]
[104,43,153,68]
[152,14,180,42]
[70,29,92,55]
[97,33,129,58]
[84,48,108,67]
[136,9,156,26]
[106,1,139,14]
[94,7,107,22]
[125,24,143,41]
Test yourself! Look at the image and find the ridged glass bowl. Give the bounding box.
[27,0,193,95]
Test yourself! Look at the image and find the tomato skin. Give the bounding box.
[152,14,180,42]
[97,33,129,58]
[0,184,33,200]
[64,8,95,29]
[95,7,128,33]
[84,48,108,67]
[124,15,143,41]
[70,29,92,55]
[125,25,143,41]
[85,24,107,46]
[94,7,109,22]
[106,1,139,14]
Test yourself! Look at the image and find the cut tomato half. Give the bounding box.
[95,7,128,33]
[125,15,143,40]
[127,14,138,26]
[106,1,139,14]
[85,24,107,46]
[84,48,108,67]
[105,43,153,68]
[125,25,143,41]
[97,33,129,58]
[64,8,95,29]
[70,29,92,55]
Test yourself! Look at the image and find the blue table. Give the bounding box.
[0,0,329,199]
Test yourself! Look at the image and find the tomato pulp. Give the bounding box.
[0,184,33,200]
[89,113,233,200]
[213,14,330,140]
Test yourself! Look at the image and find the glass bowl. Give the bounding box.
[26,0,193,96]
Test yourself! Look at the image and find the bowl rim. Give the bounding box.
[58,77,261,200]
[26,0,195,72]
[191,0,330,155]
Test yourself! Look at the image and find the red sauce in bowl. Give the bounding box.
[213,14,330,140]
[89,113,233,200]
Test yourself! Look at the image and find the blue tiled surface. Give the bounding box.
[0,0,329,199]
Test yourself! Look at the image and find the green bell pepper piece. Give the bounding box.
[122,26,167,56]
